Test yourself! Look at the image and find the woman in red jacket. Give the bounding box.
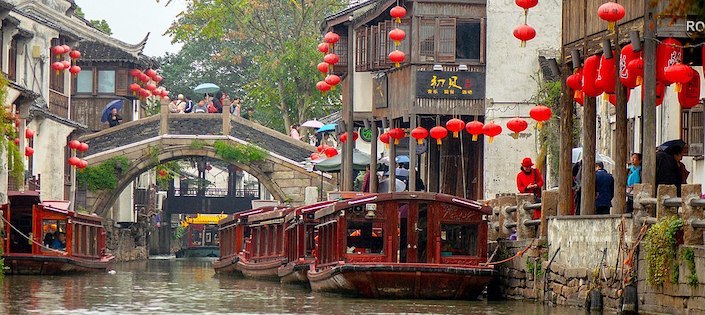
[516,157,544,219]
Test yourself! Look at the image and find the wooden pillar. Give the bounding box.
[580,96,597,215]
[642,0,657,194]
[559,64,574,216]
[409,115,417,192]
[342,22,355,191]
[389,120,397,193]
[370,121,378,193]
[613,35,628,214]
[682,184,703,245]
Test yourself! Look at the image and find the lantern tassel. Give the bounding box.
[417,139,423,145]
[520,41,526,48]
[636,76,643,86]
[488,136,494,144]
[675,83,682,93]
[453,131,459,138]
[330,85,336,91]
[395,17,401,23]
[471,135,478,141]
[536,122,543,130]
[436,139,442,145]
[602,93,609,102]
[608,21,615,32]
[574,90,581,99]
[395,62,400,68]
[394,139,400,145]
[513,132,519,139]
[394,40,401,46]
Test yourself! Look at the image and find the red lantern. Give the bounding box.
[25,128,34,139]
[130,69,141,77]
[619,44,641,89]
[390,6,407,23]
[24,146,34,157]
[607,90,631,106]
[597,2,625,31]
[575,91,585,105]
[566,68,583,99]
[316,81,331,93]
[678,68,701,109]
[78,142,89,152]
[582,55,604,97]
[627,57,644,87]
[317,43,329,54]
[61,60,71,70]
[161,90,170,98]
[380,132,391,147]
[145,69,157,78]
[430,126,448,145]
[530,105,552,129]
[445,118,465,138]
[515,0,538,13]
[410,127,429,144]
[389,28,406,46]
[69,50,81,60]
[465,120,484,141]
[325,74,341,87]
[153,88,163,97]
[324,147,338,158]
[51,45,64,57]
[506,117,528,139]
[79,160,88,169]
[51,61,65,75]
[389,128,405,144]
[13,138,19,146]
[68,140,81,150]
[595,52,616,96]
[130,83,141,96]
[656,38,683,85]
[69,65,81,77]
[482,122,502,144]
[68,157,80,166]
[154,75,163,83]
[339,131,359,143]
[61,45,71,54]
[311,153,321,160]
[664,62,693,92]
[317,62,329,74]
[513,24,536,47]
[388,50,405,68]
[324,53,339,66]
[324,32,340,46]
[158,169,168,178]
[139,89,151,98]
[146,83,157,91]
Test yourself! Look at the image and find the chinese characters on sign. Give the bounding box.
[416,71,485,100]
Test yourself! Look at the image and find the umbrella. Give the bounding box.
[316,123,337,133]
[194,83,220,94]
[385,168,410,178]
[101,100,123,123]
[302,119,325,129]
[313,149,370,172]
[395,155,410,163]
[658,139,686,152]
[378,179,406,192]
[572,147,615,165]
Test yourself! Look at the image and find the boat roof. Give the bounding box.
[249,207,292,223]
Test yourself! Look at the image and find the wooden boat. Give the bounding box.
[1,191,114,275]
[278,200,336,285]
[176,214,225,258]
[307,192,496,299]
[235,206,291,280]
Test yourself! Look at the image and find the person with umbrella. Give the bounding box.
[101,100,124,128]
[656,140,687,196]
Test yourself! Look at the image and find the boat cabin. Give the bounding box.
[314,192,490,267]
[219,207,273,261]
[283,201,335,264]
[242,207,292,263]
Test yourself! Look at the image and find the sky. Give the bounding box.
[74,0,187,57]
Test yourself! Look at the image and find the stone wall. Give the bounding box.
[548,215,632,269]
[105,218,150,262]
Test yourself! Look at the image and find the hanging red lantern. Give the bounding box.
[515,0,538,14]
[513,24,536,47]
[627,57,644,88]
[78,142,89,152]
[389,28,406,46]
[389,128,405,144]
[529,105,552,129]
[68,157,80,166]
[146,83,157,91]
[317,43,329,54]
[595,51,616,96]
[61,60,71,71]
[410,127,429,144]
[51,62,65,75]
[139,89,151,99]
[582,55,604,97]
[316,81,331,93]
[161,90,170,98]
[79,160,88,169]
[140,73,150,83]
[430,126,448,145]
[68,140,81,150]
[607,90,631,106]
[664,62,693,92]
[575,90,585,105]
[506,117,529,139]
[13,138,19,146]
[154,75,163,83]
[566,68,583,99]
[482,122,502,144]
[465,120,484,141]
[597,2,625,31]
[25,128,34,139]
[324,32,340,46]
[158,169,168,178]
[619,44,641,89]
[380,132,391,147]
[153,88,163,97]
[678,68,701,109]
[69,50,81,60]
[130,83,141,96]
[145,69,157,78]
[339,131,359,143]
[324,53,339,66]
[61,45,71,54]
[325,74,341,88]
[69,65,81,77]
[388,50,405,68]
[24,146,34,157]
[51,45,64,57]
[130,69,141,78]
[324,147,338,158]
[445,118,465,138]
[311,153,321,160]
[317,62,329,74]
[656,38,683,85]
[390,6,407,23]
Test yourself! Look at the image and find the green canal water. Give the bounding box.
[0,259,587,314]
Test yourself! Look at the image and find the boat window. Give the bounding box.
[41,219,67,252]
[440,224,478,256]
[346,221,384,254]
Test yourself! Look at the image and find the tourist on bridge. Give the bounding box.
[290,124,301,140]
[183,95,194,113]
[516,157,543,219]
[595,161,614,215]
[230,97,241,116]
[168,99,181,113]
[242,107,255,120]
[194,100,208,113]
[108,108,122,127]
[626,153,642,213]
[212,91,224,113]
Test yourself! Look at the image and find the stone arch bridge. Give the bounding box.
[78,108,334,216]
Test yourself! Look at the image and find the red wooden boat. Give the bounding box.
[1,192,114,275]
[234,206,291,280]
[307,192,496,299]
[213,214,241,273]
[278,200,335,285]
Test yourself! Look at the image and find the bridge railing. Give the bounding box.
[173,188,260,198]
[486,189,557,241]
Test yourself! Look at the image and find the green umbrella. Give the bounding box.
[194,83,220,94]
[314,149,370,172]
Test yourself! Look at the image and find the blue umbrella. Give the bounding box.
[194,83,220,94]
[316,123,337,133]
[101,100,123,123]
[395,155,410,163]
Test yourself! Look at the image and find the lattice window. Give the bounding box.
[355,28,368,71]
[419,19,435,62]
[684,105,704,156]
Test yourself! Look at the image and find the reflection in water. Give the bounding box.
[0,259,579,314]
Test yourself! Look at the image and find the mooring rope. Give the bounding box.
[0,215,67,255]
[481,239,535,266]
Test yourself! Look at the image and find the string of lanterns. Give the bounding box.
[388,5,407,67]
[315,31,341,93]
[512,0,538,47]
[68,140,89,169]
[50,45,81,76]
[129,68,168,100]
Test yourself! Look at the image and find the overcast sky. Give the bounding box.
[74,0,187,57]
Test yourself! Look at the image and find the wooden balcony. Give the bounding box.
[49,89,69,119]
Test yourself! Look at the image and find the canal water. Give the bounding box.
[0,259,583,314]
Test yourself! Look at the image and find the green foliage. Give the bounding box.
[644,216,683,286]
[189,139,207,150]
[174,225,186,240]
[653,0,705,20]
[76,157,131,192]
[147,145,162,166]
[681,247,699,287]
[213,140,267,164]
[90,19,112,35]
[0,73,21,186]
[525,256,543,278]
[156,161,183,190]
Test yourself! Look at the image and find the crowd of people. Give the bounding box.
[167,92,255,119]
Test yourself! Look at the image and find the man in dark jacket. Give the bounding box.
[595,162,614,215]
[656,143,684,196]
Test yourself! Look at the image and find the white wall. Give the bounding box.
[115,182,135,223]
[483,0,562,199]
[28,117,73,200]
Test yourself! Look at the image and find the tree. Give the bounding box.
[162,0,344,132]
[74,6,113,35]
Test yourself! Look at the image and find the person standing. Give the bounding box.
[230,97,241,116]
[212,91,224,113]
[656,142,685,196]
[595,161,614,215]
[626,153,642,213]
[290,124,301,140]
[241,107,255,120]
[361,164,378,193]
[183,96,194,113]
[108,108,122,127]
[516,157,544,219]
